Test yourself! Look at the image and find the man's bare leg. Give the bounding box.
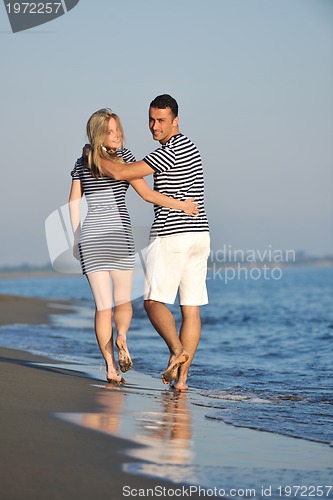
[173,305,201,391]
[144,299,188,384]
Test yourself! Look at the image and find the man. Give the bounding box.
[101,94,210,390]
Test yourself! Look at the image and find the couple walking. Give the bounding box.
[69,94,210,391]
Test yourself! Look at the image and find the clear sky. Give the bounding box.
[0,0,332,266]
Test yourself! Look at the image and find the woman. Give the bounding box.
[69,109,198,384]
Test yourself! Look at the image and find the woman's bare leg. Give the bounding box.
[111,270,134,372]
[87,271,121,383]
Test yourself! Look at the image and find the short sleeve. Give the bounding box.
[70,158,82,180]
[143,145,176,173]
[121,148,136,163]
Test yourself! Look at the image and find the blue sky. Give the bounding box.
[0,0,332,266]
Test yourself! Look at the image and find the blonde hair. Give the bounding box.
[85,108,125,178]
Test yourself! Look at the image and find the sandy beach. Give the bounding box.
[1,346,197,500]
[0,293,74,326]
[1,294,333,500]
[0,296,182,499]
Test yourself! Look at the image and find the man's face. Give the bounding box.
[149,107,178,144]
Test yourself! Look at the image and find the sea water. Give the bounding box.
[0,266,332,447]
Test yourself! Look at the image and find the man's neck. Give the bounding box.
[160,130,180,145]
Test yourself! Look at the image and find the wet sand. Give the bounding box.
[0,346,211,500]
[0,295,196,498]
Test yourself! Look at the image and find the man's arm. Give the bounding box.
[100,158,154,180]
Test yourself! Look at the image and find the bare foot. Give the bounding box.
[172,379,189,391]
[116,336,133,373]
[106,366,122,385]
[162,351,189,384]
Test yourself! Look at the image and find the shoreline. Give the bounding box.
[0,295,206,498]
[1,293,333,499]
[1,346,333,500]
[0,346,201,500]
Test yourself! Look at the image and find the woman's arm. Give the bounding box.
[130,178,199,216]
[68,180,83,258]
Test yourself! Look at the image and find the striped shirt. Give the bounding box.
[71,148,135,208]
[143,133,209,237]
[70,148,136,274]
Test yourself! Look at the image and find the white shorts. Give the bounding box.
[143,232,210,306]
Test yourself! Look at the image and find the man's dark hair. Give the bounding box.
[150,94,178,118]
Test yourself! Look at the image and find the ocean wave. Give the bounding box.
[199,389,307,404]
[204,409,332,445]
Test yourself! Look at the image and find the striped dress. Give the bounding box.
[71,149,135,275]
[143,133,210,237]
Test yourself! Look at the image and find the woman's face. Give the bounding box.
[103,117,122,149]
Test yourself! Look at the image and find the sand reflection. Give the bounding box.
[131,390,192,464]
[79,385,125,435]
[75,385,193,465]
